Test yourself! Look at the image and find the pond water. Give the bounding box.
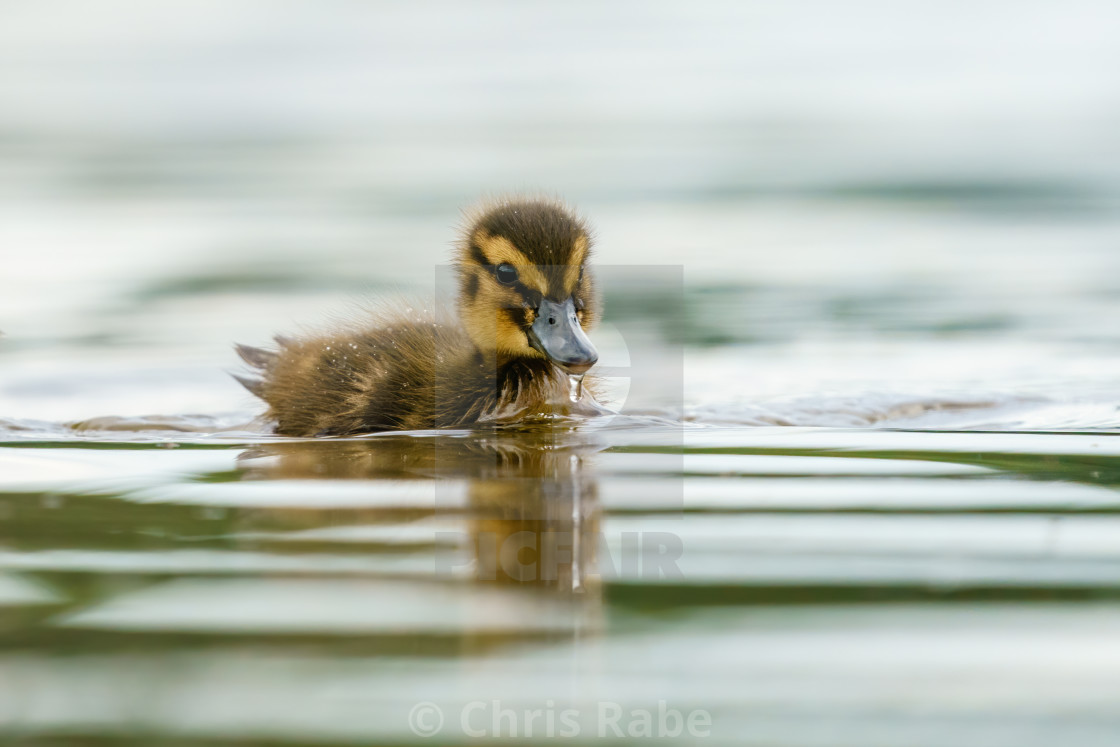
[4,1,1120,744]
[5,420,1120,746]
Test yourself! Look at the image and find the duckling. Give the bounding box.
[234,197,601,436]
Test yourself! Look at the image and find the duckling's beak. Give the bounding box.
[528,297,598,374]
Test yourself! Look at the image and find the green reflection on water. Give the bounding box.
[4,426,1120,744]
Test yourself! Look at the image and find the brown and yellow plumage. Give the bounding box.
[234,197,601,436]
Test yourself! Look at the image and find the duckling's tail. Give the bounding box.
[235,343,277,369]
[232,342,278,398]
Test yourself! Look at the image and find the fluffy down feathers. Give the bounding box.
[235,197,598,436]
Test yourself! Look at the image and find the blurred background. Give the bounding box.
[2,0,1120,424]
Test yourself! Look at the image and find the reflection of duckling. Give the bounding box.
[235,198,601,436]
[237,428,603,593]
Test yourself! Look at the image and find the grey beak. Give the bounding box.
[528,297,598,374]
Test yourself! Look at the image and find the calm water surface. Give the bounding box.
[3,415,1120,745]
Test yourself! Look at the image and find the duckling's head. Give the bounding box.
[456,198,599,374]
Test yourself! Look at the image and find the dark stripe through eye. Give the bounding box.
[469,244,488,268]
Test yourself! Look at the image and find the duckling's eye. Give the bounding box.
[495,263,519,285]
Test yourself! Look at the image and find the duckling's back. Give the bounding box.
[237,313,486,436]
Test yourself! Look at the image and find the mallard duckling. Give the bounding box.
[234,197,600,436]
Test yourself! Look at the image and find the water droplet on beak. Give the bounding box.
[567,374,584,403]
